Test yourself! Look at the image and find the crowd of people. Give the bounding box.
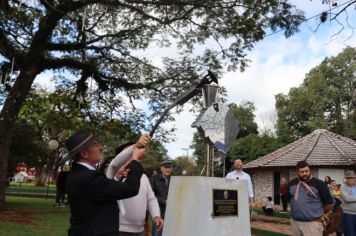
[55,130,355,236]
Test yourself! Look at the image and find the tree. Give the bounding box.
[172,156,197,176]
[0,0,304,208]
[227,131,281,165]
[228,101,258,138]
[276,47,356,144]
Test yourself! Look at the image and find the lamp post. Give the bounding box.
[201,84,219,177]
[47,139,59,199]
[182,148,189,158]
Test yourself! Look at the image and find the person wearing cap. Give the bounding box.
[150,160,173,236]
[65,130,150,236]
[105,142,163,236]
[339,170,356,236]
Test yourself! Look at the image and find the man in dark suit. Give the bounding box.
[65,130,150,236]
[150,160,173,236]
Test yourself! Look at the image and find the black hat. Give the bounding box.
[160,160,173,167]
[115,141,136,155]
[65,130,97,158]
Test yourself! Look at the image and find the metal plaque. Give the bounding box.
[212,189,238,217]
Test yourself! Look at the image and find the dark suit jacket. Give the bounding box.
[150,173,170,218]
[66,160,143,236]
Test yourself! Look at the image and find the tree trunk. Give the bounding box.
[0,68,39,209]
[36,165,50,187]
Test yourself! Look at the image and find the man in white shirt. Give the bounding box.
[225,159,255,207]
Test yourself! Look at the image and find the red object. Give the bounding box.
[15,162,27,173]
[279,183,288,195]
[27,167,37,176]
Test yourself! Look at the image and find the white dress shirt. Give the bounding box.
[225,170,254,198]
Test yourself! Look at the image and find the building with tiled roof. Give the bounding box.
[243,129,356,204]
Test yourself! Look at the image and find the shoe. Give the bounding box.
[55,203,60,207]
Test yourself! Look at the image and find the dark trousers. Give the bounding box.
[152,222,162,236]
[262,206,274,216]
[119,232,144,236]
[55,188,65,204]
[280,194,288,211]
[343,213,356,236]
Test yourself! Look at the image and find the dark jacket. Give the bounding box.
[150,173,170,218]
[66,161,144,236]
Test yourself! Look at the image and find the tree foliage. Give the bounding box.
[227,131,281,165]
[276,46,356,144]
[172,156,197,176]
[228,101,258,138]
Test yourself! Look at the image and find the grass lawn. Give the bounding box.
[0,196,69,236]
[6,182,56,194]
[0,196,291,236]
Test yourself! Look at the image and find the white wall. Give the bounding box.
[318,168,346,185]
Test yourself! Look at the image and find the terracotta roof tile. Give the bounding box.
[245,129,356,169]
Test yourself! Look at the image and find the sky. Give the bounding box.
[32,0,356,158]
[160,0,356,158]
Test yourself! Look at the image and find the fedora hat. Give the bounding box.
[65,130,97,159]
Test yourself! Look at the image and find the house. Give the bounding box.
[14,171,29,182]
[244,129,356,204]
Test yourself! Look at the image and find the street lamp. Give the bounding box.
[182,148,189,158]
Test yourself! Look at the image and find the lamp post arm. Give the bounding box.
[149,103,176,137]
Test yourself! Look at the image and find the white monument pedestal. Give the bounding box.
[162,176,251,236]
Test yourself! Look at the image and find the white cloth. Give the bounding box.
[77,162,96,171]
[225,170,254,198]
[105,146,161,233]
[266,201,274,209]
[119,175,160,233]
[106,145,134,179]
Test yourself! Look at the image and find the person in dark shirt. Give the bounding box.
[65,130,150,236]
[288,160,333,236]
[279,177,288,212]
[150,160,172,236]
[55,167,69,207]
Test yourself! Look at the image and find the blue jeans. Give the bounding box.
[342,213,356,236]
[152,221,162,236]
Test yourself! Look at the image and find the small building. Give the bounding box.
[244,129,356,204]
[14,171,29,182]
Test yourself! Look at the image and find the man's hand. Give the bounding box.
[132,146,146,161]
[154,217,164,231]
[135,134,151,148]
[115,167,130,180]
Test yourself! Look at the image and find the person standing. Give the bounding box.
[150,160,173,236]
[55,166,69,207]
[339,170,356,236]
[106,142,164,236]
[288,160,333,236]
[279,177,288,212]
[225,158,255,207]
[65,130,150,236]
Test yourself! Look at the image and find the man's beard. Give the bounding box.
[299,174,311,181]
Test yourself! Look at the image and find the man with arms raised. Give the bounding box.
[65,130,150,236]
[226,158,255,207]
[288,160,333,236]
